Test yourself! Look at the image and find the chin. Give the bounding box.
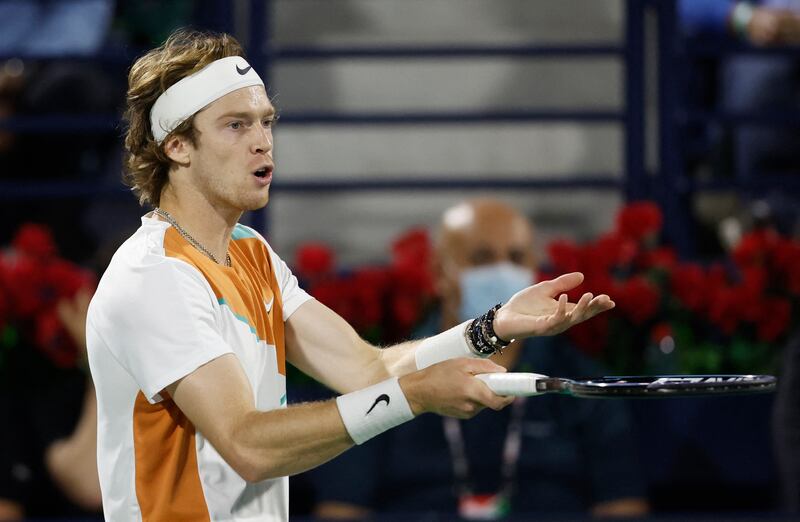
[242,192,270,211]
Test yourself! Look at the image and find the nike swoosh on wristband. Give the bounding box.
[365,394,390,415]
[236,65,252,75]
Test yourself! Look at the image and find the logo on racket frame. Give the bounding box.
[649,376,754,386]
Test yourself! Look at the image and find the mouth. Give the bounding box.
[252,165,273,184]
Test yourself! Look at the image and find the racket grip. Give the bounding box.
[475,372,548,397]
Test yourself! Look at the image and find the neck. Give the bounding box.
[157,185,241,263]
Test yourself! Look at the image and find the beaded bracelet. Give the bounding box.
[465,303,514,356]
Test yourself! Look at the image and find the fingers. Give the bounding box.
[455,359,515,415]
[471,380,515,413]
[586,294,615,318]
[567,292,593,322]
[536,272,584,297]
[558,293,568,316]
[460,357,507,376]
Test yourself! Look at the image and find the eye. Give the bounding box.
[469,248,494,266]
[509,249,527,265]
[228,121,243,130]
[263,114,279,128]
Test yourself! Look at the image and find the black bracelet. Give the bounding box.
[485,304,513,346]
[466,303,515,357]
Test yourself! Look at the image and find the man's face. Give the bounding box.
[440,209,536,276]
[183,85,276,212]
[436,205,537,324]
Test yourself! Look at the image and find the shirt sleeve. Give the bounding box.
[88,257,233,404]
[232,224,312,319]
[265,243,312,320]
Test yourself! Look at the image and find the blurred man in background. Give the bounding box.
[312,198,649,520]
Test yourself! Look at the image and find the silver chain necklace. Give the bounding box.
[153,207,232,267]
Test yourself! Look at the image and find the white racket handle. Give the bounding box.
[475,372,549,396]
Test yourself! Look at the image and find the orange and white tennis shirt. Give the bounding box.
[86,215,312,521]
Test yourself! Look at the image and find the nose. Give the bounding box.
[252,126,272,156]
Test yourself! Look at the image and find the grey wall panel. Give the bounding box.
[273,0,622,45]
[273,124,622,178]
[271,58,621,112]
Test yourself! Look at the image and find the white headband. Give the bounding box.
[149,56,264,143]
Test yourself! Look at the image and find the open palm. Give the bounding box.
[493,272,615,340]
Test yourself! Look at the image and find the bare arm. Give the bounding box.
[166,352,510,482]
[284,299,420,393]
[286,272,614,394]
[164,271,612,482]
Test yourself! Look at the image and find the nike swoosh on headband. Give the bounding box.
[236,65,252,75]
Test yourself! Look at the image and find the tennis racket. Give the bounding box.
[476,373,776,397]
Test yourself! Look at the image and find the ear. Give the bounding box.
[162,134,192,166]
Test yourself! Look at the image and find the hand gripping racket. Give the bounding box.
[476,373,776,397]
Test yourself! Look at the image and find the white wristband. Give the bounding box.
[415,320,484,370]
[336,377,414,445]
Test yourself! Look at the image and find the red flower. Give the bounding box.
[567,313,609,357]
[671,264,707,313]
[44,260,95,300]
[614,277,661,325]
[738,267,767,323]
[0,287,8,329]
[570,272,616,305]
[352,267,390,328]
[295,243,335,279]
[706,263,729,294]
[309,279,357,324]
[772,238,800,295]
[755,297,792,343]
[4,255,47,317]
[640,247,678,271]
[732,230,777,270]
[12,223,57,260]
[548,239,583,274]
[651,322,673,343]
[707,286,741,336]
[34,307,79,368]
[590,233,638,271]
[616,202,663,242]
[391,293,420,333]
[392,228,432,268]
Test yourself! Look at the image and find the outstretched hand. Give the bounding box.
[492,272,614,340]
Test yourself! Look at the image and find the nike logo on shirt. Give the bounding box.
[264,297,273,313]
[366,394,390,415]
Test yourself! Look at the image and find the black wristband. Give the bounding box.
[466,303,514,357]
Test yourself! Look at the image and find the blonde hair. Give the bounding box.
[122,29,245,206]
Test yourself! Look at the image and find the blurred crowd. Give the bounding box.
[0,0,799,520]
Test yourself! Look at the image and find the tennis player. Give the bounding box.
[86,29,614,521]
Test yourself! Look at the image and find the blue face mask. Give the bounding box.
[458,262,534,322]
